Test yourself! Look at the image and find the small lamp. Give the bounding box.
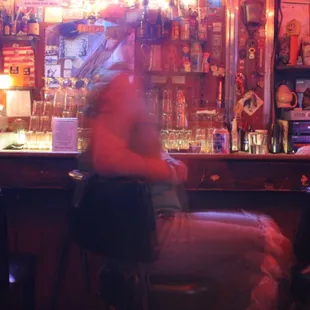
[0,74,13,89]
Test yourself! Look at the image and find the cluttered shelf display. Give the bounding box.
[275,7,310,155]
[133,0,230,154]
[1,0,307,157]
[0,8,40,38]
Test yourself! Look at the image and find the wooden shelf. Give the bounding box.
[141,71,207,76]
[2,87,34,91]
[1,35,40,42]
[136,38,207,45]
[275,64,310,78]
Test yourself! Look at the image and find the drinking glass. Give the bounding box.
[32,100,44,116]
[194,128,206,153]
[63,78,78,118]
[43,101,53,117]
[29,115,40,132]
[53,78,65,117]
[40,115,51,132]
[160,129,169,151]
[249,132,268,154]
[76,78,89,110]
[76,79,89,127]
[78,128,92,152]
[166,130,178,151]
[177,129,191,152]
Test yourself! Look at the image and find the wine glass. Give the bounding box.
[76,78,89,128]
[63,78,78,118]
[53,78,65,117]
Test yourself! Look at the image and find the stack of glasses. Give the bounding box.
[25,77,91,151]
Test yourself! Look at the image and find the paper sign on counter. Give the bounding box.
[171,76,186,84]
[151,75,167,84]
[52,117,78,152]
[6,90,31,117]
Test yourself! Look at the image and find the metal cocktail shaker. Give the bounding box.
[269,123,282,153]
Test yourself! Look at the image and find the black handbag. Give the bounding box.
[68,173,156,262]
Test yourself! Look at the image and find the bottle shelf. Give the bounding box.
[136,38,207,45]
[141,71,207,76]
[2,87,34,91]
[275,64,310,77]
[1,35,40,42]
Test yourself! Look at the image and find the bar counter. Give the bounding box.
[0,150,309,310]
[1,149,309,160]
[0,150,310,191]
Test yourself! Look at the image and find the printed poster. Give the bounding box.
[20,0,62,7]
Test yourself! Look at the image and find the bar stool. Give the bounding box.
[291,267,310,309]
[51,170,218,310]
[0,189,37,310]
[98,263,217,310]
[149,276,217,310]
[0,190,37,310]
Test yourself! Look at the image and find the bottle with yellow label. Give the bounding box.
[28,14,39,36]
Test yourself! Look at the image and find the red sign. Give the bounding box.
[77,24,105,33]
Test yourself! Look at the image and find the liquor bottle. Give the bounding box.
[198,7,207,41]
[11,14,17,35]
[21,14,29,34]
[190,42,202,72]
[175,89,188,129]
[0,11,4,36]
[139,9,149,39]
[216,79,223,108]
[155,8,162,39]
[162,10,171,39]
[3,14,12,36]
[189,9,198,40]
[28,14,39,36]
[16,13,22,34]
[161,88,173,129]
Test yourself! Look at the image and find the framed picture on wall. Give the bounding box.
[59,35,88,59]
[0,0,14,14]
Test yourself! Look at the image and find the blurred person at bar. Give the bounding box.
[78,69,292,310]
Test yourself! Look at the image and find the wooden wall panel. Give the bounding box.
[1,154,309,309]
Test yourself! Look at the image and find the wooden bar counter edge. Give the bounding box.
[0,149,309,160]
[0,150,310,191]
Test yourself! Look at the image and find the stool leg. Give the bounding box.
[80,248,90,293]
[50,230,72,310]
[23,273,35,310]
[278,278,293,310]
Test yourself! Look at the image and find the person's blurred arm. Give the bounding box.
[91,117,173,182]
